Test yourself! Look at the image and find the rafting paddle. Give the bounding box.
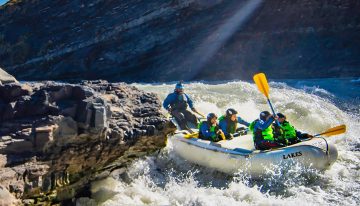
[314,124,346,137]
[253,73,280,126]
[192,109,206,118]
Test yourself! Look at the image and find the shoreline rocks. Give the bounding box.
[0,72,176,204]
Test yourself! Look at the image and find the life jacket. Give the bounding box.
[249,119,274,142]
[170,93,188,111]
[218,115,237,134]
[198,120,218,140]
[280,121,297,140]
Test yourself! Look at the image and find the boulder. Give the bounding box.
[0,81,174,204]
[0,83,32,103]
[34,126,55,151]
[2,139,34,154]
[0,185,20,206]
[53,117,78,141]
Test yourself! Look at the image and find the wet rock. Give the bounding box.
[52,117,78,140]
[0,83,32,103]
[2,139,34,154]
[0,79,175,204]
[0,185,20,205]
[34,126,54,151]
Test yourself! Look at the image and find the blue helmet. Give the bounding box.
[207,113,218,121]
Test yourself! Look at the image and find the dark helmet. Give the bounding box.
[277,113,286,119]
[226,108,238,117]
[175,82,184,90]
[260,111,271,121]
[207,113,218,121]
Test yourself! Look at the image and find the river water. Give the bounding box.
[79,78,360,206]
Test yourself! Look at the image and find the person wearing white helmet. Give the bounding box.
[218,108,250,139]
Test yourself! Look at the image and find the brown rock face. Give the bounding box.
[0,80,176,204]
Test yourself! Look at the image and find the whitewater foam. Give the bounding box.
[78,80,359,206]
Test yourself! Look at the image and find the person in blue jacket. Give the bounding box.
[163,82,199,130]
[219,108,250,139]
[249,111,283,150]
[198,113,224,142]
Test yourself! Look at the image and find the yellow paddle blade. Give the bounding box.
[184,132,199,139]
[253,73,270,98]
[317,125,346,137]
[220,131,226,141]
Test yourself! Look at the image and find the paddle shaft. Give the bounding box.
[193,110,205,118]
[267,98,280,126]
[313,124,346,137]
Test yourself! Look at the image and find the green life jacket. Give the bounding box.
[249,119,274,142]
[198,121,217,140]
[218,115,237,134]
[280,121,297,140]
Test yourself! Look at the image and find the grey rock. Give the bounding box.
[0,83,31,103]
[0,80,174,204]
[0,185,20,205]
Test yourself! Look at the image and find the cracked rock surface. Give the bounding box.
[0,70,176,204]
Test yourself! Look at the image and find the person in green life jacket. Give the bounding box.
[276,113,314,145]
[163,82,199,130]
[198,113,225,142]
[249,111,284,150]
[219,108,250,139]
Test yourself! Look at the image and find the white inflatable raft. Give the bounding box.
[168,129,338,177]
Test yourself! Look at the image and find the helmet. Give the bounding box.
[277,113,286,119]
[260,111,271,121]
[175,82,184,90]
[207,113,218,121]
[226,108,238,117]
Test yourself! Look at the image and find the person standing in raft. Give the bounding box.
[163,82,199,130]
[276,112,314,145]
[249,111,283,150]
[219,108,250,139]
[198,113,225,142]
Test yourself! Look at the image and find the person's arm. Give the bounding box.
[256,117,275,130]
[296,130,313,139]
[200,124,216,139]
[163,94,173,111]
[237,116,250,127]
[185,94,194,109]
[219,120,229,135]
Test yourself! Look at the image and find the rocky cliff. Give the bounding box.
[0,0,359,82]
[0,69,175,204]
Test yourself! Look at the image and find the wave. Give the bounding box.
[78,80,360,206]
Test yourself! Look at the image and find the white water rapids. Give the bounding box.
[78,79,360,206]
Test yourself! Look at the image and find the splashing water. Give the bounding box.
[79,79,360,206]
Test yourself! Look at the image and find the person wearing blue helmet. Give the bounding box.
[163,82,199,130]
[198,113,224,142]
